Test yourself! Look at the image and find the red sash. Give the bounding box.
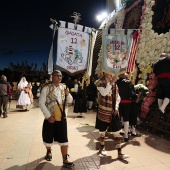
[157,73,170,78]
[120,100,131,103]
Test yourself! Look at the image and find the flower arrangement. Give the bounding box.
[136,0,170,84]
[134,84,149,103]
[140,72,157,118]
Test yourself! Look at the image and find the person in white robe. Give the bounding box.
[16,77,31,111]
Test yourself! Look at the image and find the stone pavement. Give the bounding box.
[0,99,170,170]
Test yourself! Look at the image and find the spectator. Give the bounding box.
[0,75,12,118]
[16,77,31,111]
[73,85,87,118]
[86,77,97,110]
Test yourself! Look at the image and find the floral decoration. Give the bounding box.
[134,83,149,103]
[140,72,157,118]
[136,0,170,84]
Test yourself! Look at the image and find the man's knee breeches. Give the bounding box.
[99,131,121,148]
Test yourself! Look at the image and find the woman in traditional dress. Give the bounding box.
[16,77,32,111]
[73,84,87,118]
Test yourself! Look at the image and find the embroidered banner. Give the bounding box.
[102,29,134,75]
[56,26,90,74]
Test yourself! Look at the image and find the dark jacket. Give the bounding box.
[86,82,97,101]
[153,57,170,76]
[117,78,136,100]
[0,80,12,97]
[73,89,87,113]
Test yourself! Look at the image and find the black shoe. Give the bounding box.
[3,113,8,118]
[99,144,107,156]
[124,138,129,142]
[45,149,52,161]
[118,153,129,160]
[158,109,165,120]
[77,115,83,118]
[120,132,124,136]
[158,109,164,116]
[131,133,141,137]
[63,154,74,168]
[63,161,75,168]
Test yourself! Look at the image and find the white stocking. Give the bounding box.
[89,101,93,109]
[131,125,136,135]
[160,98,169,113]
[123,121,129,138]
[158,99,163,108]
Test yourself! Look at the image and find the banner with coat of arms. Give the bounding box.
[56,25,90,74]
[102,29,140,75]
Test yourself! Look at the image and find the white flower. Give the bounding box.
[151,1,155,6]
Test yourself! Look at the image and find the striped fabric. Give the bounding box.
[126,30,140,73]
[97,77,116,123]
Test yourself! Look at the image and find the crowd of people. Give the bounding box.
[1,51,169,167]
[37,69,144,167]
[0,70,145,165]
[0,76,39,115]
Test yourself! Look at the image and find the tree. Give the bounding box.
[8,61,48,82]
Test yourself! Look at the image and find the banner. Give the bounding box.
[102,29,134,75]
[48,24,57,74]
[86,29,98,78]
[56,26,90,74]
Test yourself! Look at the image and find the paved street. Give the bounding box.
[0,99,170,170]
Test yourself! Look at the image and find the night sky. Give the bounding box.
[0,0,106,70]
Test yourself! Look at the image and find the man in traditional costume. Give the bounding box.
[95,72,129,159]
[39,70,74,168]
[153,53,170,113]
[117,73,141,142]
